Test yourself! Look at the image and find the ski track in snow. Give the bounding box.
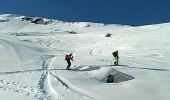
[37,55,58,100]
[49,71,96,100]
[0,38,51,99]
[40,43,95,100]
[0,37,56,100]
[89,47,103,56]
[0,37,95,100]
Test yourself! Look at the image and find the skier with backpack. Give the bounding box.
[112,50,119,66]
[65,53,73,70]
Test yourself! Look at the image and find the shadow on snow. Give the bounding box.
[109,65,170,71]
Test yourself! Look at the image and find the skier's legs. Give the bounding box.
[116,59,118,65]
[66,60,71,70]
[115,57,119,65]
[114,61,117,65]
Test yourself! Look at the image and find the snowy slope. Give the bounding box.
[0,14,170,100]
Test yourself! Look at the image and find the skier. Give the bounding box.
[65,53,73,70]
[112,50,119,66]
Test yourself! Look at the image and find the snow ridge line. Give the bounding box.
[46,72,62,100]
[49,71,97,100]
[45,55,96,100]
[45,55,62,99]
[45,54,98,100]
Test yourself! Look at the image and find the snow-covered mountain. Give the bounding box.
[0,14,170,100]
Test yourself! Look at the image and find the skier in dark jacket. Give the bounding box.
[65,53,73,70]
[112,50,119,66]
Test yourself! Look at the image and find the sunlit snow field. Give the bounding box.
[0,14,170,100]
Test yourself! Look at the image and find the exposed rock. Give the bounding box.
[105,33,112,37]
[66,31,77,34]
[0,18,9,22]
[21,16,52,25]
[21,17,33,21]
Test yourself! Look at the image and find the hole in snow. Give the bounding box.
[83,67,134,83]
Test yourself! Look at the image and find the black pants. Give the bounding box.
[66,60,71,69]
[114,57,119,66]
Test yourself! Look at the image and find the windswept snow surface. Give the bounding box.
[0,14,170,100]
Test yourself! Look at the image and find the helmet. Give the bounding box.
[69,53,72,56]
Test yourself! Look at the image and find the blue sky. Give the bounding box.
[0,0,170,25]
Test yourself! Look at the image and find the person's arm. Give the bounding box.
[71,56,73,61]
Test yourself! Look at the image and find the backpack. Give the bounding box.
[112,51,117,57]
[65,55,69,60]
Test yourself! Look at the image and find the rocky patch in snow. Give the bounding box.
[0,18,9,22]
[21,16,53,25]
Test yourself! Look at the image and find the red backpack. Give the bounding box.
[65,55,70,60]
